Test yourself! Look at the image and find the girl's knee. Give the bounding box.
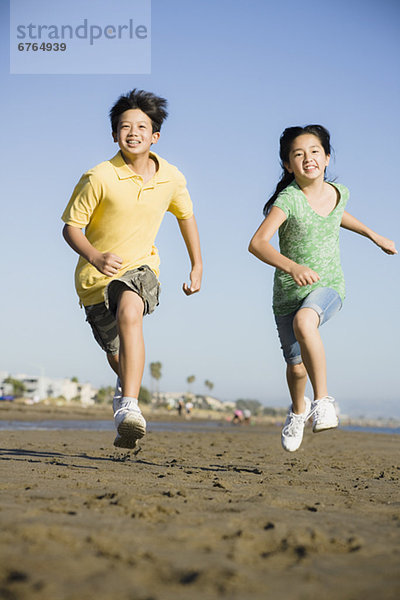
[287,362,307,379]
[293,308,319,340]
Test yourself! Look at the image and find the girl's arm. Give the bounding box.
[248,207,320,286]
[177,215,203,295]
[340,212,397,255]
[62,224,123,276]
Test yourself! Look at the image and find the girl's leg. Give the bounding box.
[116,289,145,398]
[293,307,328,400]
[275,312,309,413]
[286,362,308,413]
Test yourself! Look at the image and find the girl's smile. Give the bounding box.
[285,133,330,183]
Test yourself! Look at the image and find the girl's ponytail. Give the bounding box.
[263,170,294,216]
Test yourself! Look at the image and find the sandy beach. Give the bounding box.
[0,405,399,600]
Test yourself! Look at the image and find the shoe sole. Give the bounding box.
[281,443,302,452]
[113,435,138,449]
[114,413,146,448]
[313,422,338,433]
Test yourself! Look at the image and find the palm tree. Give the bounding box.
[150,362,162,401]
[204,380,214,395]
[4,377,26,398]
[186,375,195,395]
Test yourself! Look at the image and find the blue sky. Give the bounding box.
[1,0,399,418]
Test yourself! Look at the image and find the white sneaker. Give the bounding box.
[113,396,146,449]
[281,397,311,452]
[114,377,122,400]
[311,396,339,432]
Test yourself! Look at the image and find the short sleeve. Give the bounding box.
[61,173,101,228]
[273,188,293,218]
[335,183,350,209]
[167,170,193,220]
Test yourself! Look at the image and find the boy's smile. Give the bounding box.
[113,109,160,160]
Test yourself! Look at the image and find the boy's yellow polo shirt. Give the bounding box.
[62,151,193,307]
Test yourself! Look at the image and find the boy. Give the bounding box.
[62,89,202,449]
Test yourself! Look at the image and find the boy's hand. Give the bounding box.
[92,252,123,277]
[182,266,202,296]
[373,234,397,255]
[289,264,320,287]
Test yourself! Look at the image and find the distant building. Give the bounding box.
[154,391,233,412]
[0,372,97,405]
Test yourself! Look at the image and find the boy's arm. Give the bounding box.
[341,211,397,255]
[177,216,203,295]
[62,224,123,276]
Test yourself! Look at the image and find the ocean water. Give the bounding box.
[0,420,399,435]
[0,419,224,433]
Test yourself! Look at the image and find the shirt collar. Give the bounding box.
[110,151,170,184]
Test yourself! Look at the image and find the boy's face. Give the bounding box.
[113,109,160,159]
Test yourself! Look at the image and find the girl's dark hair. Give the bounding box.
[263,124,331,216]
[110,89,168,134]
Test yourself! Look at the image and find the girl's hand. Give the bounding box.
[373,234,397,255]
[91,252,123,277]
[289,264,320,287]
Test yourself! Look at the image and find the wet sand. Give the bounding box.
[0,409,399,599]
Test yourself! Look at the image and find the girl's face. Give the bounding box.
[284,134,330,183]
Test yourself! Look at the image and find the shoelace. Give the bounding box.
[283,412,307,436]
[312,397,335,421]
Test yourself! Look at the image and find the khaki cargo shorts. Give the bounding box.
[84,265,160,355]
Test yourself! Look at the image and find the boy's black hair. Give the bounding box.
[110,89,168,134]
[263,125,332,216]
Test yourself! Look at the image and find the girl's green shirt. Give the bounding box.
[272,180,349,316]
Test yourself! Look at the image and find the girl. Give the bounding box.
[249,125,397,452]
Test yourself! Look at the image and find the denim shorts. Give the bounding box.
[84,265,160,356]
[274,287,342,365]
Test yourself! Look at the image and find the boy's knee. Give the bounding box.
[293,308,319,340]
[117,292,144,327]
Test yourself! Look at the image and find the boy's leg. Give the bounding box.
[107,353,119,375]
[84,290,147,449]
[293,308,327,401]
[103,266,160,448]
[112,289,147,448]
[116,289,145,398]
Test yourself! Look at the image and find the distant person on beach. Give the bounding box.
[232,409,244,424]
[185,401,193,419]
[249,125,397,452]
[243,409,251,424]
[177,399,185,417]
[62,89,202,449]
